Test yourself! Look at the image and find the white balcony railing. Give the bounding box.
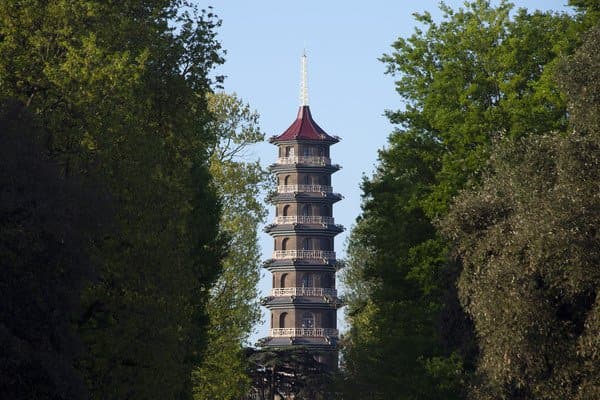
[272,250,336,260]
[274,215,335,225]
[271,287,338,297]
[277,156,331,166]
[269,328,339,338]
[277,184,332,194]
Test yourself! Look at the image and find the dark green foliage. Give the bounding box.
[441,24,600,400]
[342,2,581,399]
[341,133,468,400]
[568,0,600,27]
[0,2,225,399]
[0,99,108,399]
[556,25,600,135]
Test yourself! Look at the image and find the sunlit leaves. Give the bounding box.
[193,92,268,400]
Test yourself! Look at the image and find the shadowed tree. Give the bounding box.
[341,1,581,398]
[0,99,108,400]
[441,24,600,400]
[0,2,226,399]
[244,347,334,400]
[192,92,268,400]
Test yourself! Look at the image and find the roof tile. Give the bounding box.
[276,106,335,141]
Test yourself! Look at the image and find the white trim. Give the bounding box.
[273,250,335,260]
[277,184,332,193]
[275,215,335,225]
[269,328,338,337]
[271,287,337,297]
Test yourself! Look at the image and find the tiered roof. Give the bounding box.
[270,105,339,143]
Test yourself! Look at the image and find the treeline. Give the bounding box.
[341,1,599,400]
[0,2,266,400]
[3,1,599,400]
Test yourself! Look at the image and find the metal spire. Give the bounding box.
[300,50,308,106]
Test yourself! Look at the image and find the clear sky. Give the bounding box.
[202,0,573,344]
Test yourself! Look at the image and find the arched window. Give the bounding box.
[279,312,287,328]
[327,312,335,327]
[303,146,311,156]
[322,274,330,288]
[301,204,310,216]
[284,175,291,185]
[301,312,314,329]
[283,205,290,216]
[282,238,289,250]
[304,175,311,185]
[303,238,311,251]
[301,273,313,288]
[322,204,330,217]
[280,273,288,288]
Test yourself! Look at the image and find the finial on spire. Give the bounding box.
[300,50,308,106]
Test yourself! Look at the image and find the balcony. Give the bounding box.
[272,250,336,260]
[269,328,339,338]
[277,184,332,194]
[274,215,335,225]
[277,156,331,166]
[271,287,337,297]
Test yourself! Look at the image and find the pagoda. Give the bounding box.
[261,53,344,366]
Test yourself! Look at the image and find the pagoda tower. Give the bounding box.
[261,54,344,366]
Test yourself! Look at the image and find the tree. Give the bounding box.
[244,347,335,400]
[568,0,600,27]
[0,99,108,399]
[341,132,466,400]
[441,24,600,400]
[381,0,577,216]
[341,1,580,398]
[0,2,225,399]
[192,92,268,400]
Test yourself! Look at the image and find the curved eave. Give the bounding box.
[271,107,335,141]
[269,164,341,174]
[264,224,345,235]
[262,259,342,272]
[271,192,343,204]
[262,263,338,273]
[268,106,341,144]
[262,297,340,310]
[269,136,340,145]
[261,337,338,349]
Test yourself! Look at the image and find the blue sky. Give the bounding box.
[204,0,573,344]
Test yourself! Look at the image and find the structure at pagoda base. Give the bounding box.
[260,54,344,368]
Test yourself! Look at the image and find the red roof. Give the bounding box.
[275,106,336,141]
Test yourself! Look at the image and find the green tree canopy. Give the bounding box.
[381,0,576,216]
[442,24,600,400]
[193,92,268,400]
[0,2,225,399]
[341,2,582,399]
